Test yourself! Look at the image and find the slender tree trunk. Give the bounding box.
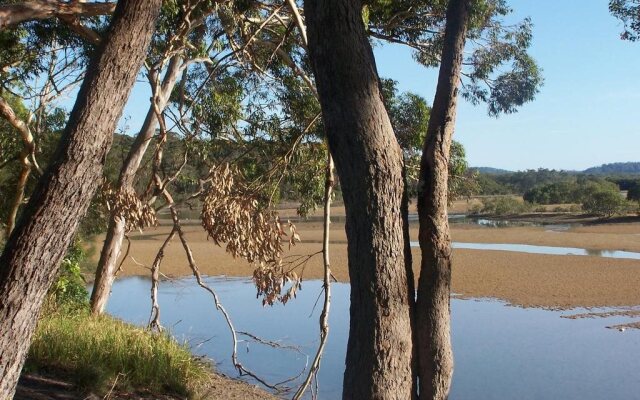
[0,96,39,237]
[0,1,160,397]
[6,153,31,236]
[415,0,470,399]
[90,55,182,315]
[305,1,416,398]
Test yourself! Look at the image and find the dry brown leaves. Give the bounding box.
[201,164,302,305]
[102,183,158,233]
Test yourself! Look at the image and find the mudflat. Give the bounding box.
[88,203,640,310]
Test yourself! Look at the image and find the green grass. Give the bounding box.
[27,311,211,398]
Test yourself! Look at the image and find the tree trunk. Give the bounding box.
[0,95,38,237]
[0,1,160,397]
[415,0,470,399]
[90,55,183,315]
[305,1,416,398]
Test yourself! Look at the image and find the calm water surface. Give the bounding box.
[107,277,640,400]
[432,242,640,260]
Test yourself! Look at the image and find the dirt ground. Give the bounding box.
[88,202,640,310]
[15,372,277,400]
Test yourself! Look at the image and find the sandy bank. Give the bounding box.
[89,214,640,309]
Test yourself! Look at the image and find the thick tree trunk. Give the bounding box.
[90,55,182,315]
[415,0,470,399]
[0,1,160,397]
[305,1,416,399]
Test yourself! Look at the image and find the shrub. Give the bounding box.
[480,197,531,215]
[582,190,630,217]
[569,204,582,213]
[469,203,483,215]
[45,239,89,313]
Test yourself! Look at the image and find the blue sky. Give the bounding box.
[373,0,640,171]
[117,1,640,172]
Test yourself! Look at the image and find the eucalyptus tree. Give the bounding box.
[305,0,542,398]
[416,1,471,397]
[306,1,416,397]
[89,0,335,314]
[89,0,246,315]
[0,1,161,396]
[0,0,103,236]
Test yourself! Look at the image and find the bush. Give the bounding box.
[569,204,582,213]
[45,239,89,313]
[468,203,483,215]
[582,190,630,217]
[480,197,531,215]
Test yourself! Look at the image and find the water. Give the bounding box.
[406,241,640,260]
[107,277,640,400]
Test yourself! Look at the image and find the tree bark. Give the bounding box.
[415,0,470,399]
[0,1,160,397]
[90,55,183,315]
[0,0,116,30]
[305,1,416,398]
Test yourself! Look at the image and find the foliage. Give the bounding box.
[201,164,295,263]
[522,177,626,211]
[475,168,576,195]
[628,181,640,214]
[479,196,532,215]
[100,183,158,233]
[475,172,512,195]
[27,312,211,397]
[627,181,640,203]
[42,239,89,314]
[583,161,640,174]
[582,189,630,217]
[523,181,580,204]
[380,78,476,200]
[368,0,543,116]
[610,0,640,41]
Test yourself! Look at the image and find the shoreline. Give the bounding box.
[85,212,640,310]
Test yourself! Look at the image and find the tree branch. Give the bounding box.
[0,0,116,30]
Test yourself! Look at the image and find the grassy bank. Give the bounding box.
[22,240,212,399]
[26,311,211,398]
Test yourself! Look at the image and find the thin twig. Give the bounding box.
[293,151,334,399]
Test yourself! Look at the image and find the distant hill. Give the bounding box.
[583,162,640,175]
[471,167,513,175]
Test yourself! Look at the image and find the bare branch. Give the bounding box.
[293,152,334,399]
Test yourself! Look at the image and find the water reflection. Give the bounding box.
[107,277,640,400]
